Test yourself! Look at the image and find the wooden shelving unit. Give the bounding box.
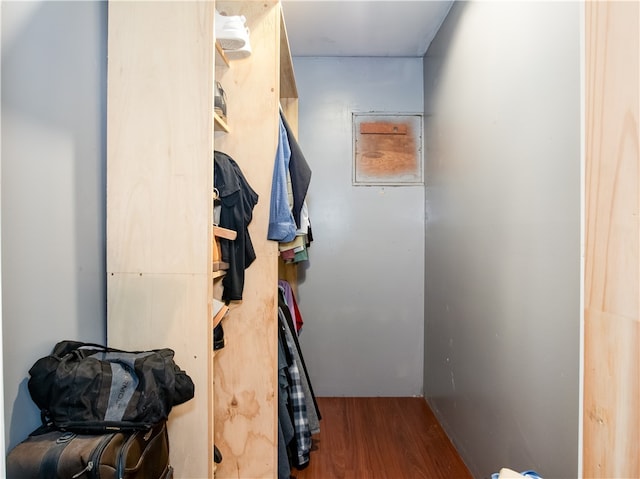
[107,2,298,478]
[212,3,298,477]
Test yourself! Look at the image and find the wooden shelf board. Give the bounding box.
[212,269,227,279]
[214,112,230,132]
[215,41,230,68]
[213,225,237,240]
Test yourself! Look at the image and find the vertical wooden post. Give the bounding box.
[584,2,640,477]
[213,2,286,477]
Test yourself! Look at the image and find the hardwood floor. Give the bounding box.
[292,397,472,479]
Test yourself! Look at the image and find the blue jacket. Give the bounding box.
[268,116,297,242]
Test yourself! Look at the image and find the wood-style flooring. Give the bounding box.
[293,397,472,479]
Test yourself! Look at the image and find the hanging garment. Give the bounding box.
[280,248,296,262]
[278,289,322,428]
[278,312,311,469]
[280,111,311,229]
[268,116,297,242]
[297,200,311,236]
[281,313,320,436]
[278,335,295,479]
[278,280,303,333]
[293,246,308,263]
[278,234,310,265]
[214,151,259,301]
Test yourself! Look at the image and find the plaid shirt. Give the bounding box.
[280,309,311,467]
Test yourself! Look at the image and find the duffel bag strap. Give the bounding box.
[39,431,76,479]
[52,340,131,358]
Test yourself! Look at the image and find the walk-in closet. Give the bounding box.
[1,1,637,479]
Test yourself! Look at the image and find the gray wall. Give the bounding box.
[1,0,107,450]
[423,2,581,478]
[294,57,425,396]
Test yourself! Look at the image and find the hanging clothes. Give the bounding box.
[278,334,295,479]
[278,310,311,469]
[278,279,303,332]
[297,201,311,236]
[278,287,321,429]
[268,115,297,242]
[214,150,259,301]
[280,111,312,229]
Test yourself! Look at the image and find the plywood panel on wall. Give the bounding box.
[213,2,281,477]
[584,2,640,477]
[107,2,215,478]
[107,1,213,276]
[107,273,210,477]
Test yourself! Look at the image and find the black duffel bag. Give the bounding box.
[28,340,195,432]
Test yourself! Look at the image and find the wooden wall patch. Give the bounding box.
[353,113,423,185]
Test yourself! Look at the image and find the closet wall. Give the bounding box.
[423,2,581,478]
[293,57,426,397]
[1,0,107,452]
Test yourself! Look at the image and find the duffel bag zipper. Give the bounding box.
[116,427,156,479]
[70,433,116,479]
[116,431,139,479]
[71,462,93,479]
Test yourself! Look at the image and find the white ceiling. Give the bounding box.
[281,0,454,57]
